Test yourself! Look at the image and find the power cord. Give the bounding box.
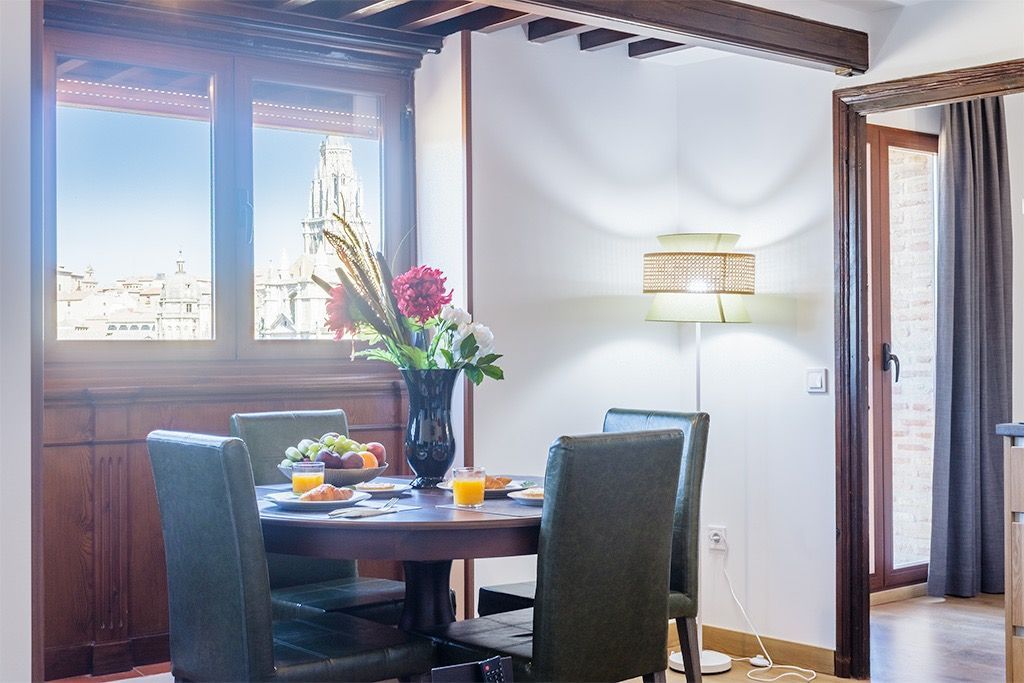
[720,564,816,682]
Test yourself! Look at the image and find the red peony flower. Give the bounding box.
[391,265,453,321]
[326,285,355,339]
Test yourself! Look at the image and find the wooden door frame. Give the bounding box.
[833,58,1024,679]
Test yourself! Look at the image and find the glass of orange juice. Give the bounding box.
[452,466,486,508]
[292,461,325,495]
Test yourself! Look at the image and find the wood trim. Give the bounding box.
[32,1,46,679]
[460,29,476,620]
[869,582,926,606]
[43,0,441,73]
[833,58,1024,679]
[666,621,836,676]
[486,0,869,73]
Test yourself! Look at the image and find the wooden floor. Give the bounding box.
[870,592,1004,682]
[55,594,1003,683]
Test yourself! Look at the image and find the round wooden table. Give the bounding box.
[257,479,542,631]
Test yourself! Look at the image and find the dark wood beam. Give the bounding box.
[337,0,413,21]
[525,17,585,43]
[578,27,633,50]
[421,6,528,36]
[484,0,869,73]
[476,11,534,32]
[627,37,690,59]
[361,1,478,30]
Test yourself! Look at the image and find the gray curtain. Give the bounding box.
[929,96,1013,598]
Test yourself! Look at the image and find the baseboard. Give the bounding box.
[870,582,927,606]
[44,634,169,680]
[667,620,835,676]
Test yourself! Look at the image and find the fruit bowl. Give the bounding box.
[278,463,388,487]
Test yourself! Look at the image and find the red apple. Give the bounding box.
[365,442,387,464]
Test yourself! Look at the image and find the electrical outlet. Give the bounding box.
[707,525,728,552]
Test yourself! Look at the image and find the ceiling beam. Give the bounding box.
[483,0,869,74]
[421,6,528,36]
[627,38,691,59]
[525,17,585,43]
[275,0,316,9]
[477,11,534,32]
[360,1,479,30]
[336,0,413,21]
[577,27,633,50]
[56,58,88,76]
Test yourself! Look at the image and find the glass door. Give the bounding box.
[867,124,939,591]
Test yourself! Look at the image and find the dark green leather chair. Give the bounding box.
[146,430,435,682]
[230,410,407,624]
[477,409,710,682]
[422,430,683,682]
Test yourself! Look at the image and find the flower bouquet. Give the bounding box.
[312,214,503,487]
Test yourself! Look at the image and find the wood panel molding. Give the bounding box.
[42,364,409,680]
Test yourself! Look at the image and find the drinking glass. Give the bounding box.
[452,466,486,508]
[292,461,325,495]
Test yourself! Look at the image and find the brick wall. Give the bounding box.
[887,147,936,569]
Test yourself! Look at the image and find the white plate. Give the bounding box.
[264,490,370,511]
[353,482,412,497]
[507,490,544,507]
[437,479,532,498]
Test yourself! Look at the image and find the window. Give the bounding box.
[866,124,938,591]
[44,31,413,361]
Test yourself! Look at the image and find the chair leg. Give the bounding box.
[676,616,702,683]
[642,671,666,683]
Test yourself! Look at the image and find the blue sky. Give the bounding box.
[57,106,381,282]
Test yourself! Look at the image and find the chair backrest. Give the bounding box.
[532,430,682,682]
[230,409,349,486]
[230,409,357,585]
[147,430,276,682]
[604,409,709,606]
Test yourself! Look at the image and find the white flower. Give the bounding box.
[455,322,495,361]
[440,304,471,325]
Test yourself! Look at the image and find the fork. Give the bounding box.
[379,497,400,511]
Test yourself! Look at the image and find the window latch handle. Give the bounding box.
[882,342,900,383]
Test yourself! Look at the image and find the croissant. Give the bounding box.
[299,484,354,502]
[484,476,512,490]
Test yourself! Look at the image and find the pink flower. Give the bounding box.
[391,265,453,321]
[326,286,355,339]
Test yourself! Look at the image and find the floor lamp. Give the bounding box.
[643,233,755,675]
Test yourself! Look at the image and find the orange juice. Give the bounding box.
[292,471,324,495]
[452,478,485,507]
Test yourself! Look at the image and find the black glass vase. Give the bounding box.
[401,368,460,488]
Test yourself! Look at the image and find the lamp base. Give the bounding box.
[668,649,733,675]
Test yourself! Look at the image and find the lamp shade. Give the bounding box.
[643,233,755,323]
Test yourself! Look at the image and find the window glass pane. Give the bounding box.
[55,56,213,340]
[887,145,937,570]
[251,81,382,340]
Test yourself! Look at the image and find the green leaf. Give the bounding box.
[459,333,478,359]
[398,344,429,369]
[439,348,455,368]
[465,365,484,385]
[480,364,504,380]
[477,353,503,366]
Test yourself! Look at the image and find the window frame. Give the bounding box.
[42,28,416,364]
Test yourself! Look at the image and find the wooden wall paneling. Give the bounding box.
[42,372,409,679]
[42,444,94,680]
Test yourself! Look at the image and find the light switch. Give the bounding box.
[806,368,828,394]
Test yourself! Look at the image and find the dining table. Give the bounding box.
[257,477,543,631]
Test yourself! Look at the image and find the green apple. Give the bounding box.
[285,446,303,462]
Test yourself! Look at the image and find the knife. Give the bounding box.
[328,507,400,519]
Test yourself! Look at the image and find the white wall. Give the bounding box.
[453,0,1024,652]
[671,0,1024,650]
[0,0,35,680]
[467,28,689,590]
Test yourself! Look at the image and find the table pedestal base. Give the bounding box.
[399,560,456,631]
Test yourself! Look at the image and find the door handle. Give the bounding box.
[882,342,900,383]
